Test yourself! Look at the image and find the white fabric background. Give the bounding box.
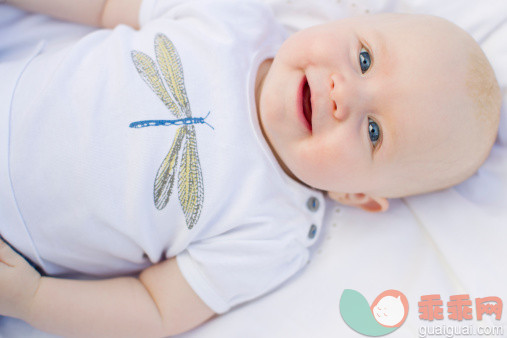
[1,0,506,337]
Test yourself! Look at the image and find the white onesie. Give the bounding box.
[0,0,325,313]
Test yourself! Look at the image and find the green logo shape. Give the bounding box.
[340,289,408,336]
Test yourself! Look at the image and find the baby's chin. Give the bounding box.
[292,173,330,192]
[275,158,319,189]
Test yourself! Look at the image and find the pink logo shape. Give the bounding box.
[371,290,409,328]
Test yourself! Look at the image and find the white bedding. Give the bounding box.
[1,0,506,337]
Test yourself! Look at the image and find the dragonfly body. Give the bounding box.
[129,112,213,129]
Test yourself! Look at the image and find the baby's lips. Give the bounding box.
[302,79,312,130]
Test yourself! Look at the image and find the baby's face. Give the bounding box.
[258,14,475,198]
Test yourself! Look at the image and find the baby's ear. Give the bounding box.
[327,192,389,212]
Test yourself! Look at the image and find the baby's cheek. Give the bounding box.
[300,155,341,190]
[292,143,323,177]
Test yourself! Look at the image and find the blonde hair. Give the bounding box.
[421,26,501,195]
[465,41,502,165]
[385,15,502,198]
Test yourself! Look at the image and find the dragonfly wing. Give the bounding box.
[131,50,183,119]
[155,34,192,118]
[178,126,204,229]
[154,127,185,209]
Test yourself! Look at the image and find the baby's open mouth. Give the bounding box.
[302,78,312,130]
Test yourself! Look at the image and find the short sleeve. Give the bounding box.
[176,221,310,314]
[138,0,182,27]
[138,0,247,28]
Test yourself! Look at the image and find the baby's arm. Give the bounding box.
[0,239,215,337]
[5,0,142,29]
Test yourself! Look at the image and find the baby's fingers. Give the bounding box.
[0,238,25,267]
[0,238,41,319]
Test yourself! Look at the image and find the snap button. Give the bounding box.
[308,224,317,239]
[306,197,320,212]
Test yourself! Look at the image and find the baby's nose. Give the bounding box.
[330,74,351,121]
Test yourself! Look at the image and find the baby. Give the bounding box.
[0,0,501,337]
[260,13,501,211]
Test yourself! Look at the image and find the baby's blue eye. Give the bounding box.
[368,118,380,147]
[359,47,371,74]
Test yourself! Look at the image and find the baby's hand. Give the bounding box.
[0,238,41,319]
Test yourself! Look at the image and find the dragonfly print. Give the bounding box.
[130,33,208,230]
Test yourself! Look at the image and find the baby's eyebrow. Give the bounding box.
[377,111,402,162]
[368,29,387,60]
